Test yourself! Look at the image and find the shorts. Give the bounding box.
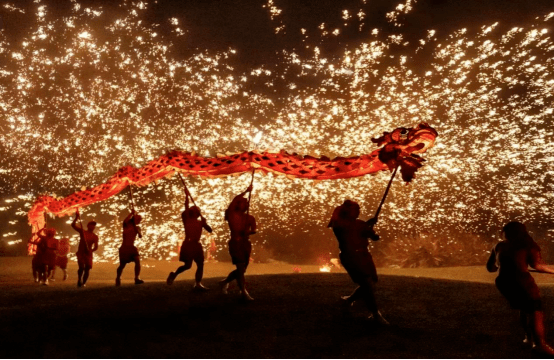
[76,251,93,269]
[496,273,542,312]
[42,250,57,269]
[32,255,41,271]
[179,241,204,264]
[340,251,378,284]
[55,256,68,269]
[119,245,140,264]
[229,239,251,266]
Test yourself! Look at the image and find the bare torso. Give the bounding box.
[182,211,204,244]
[227,211,255,242]
[122,220,140,247]
[495,240,540,278]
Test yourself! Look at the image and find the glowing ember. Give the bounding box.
[1,1,554,262]
[319,265,331,273]
[26,124,437,255]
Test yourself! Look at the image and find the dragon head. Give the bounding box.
[371,123,438,182]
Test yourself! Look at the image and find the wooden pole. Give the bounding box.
[177,172,197,207]
[247,168,255,215]
[128,184,136,211]
[77,209,90,252]
[374,166,399,221]
[127,185,142,238]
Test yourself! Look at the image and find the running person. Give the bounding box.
[328,200,388,324]
[487,221,554,355]
[219,184,256,301]
[116,209,144,286]
[50,237,70,281]
[29,232,43,283]
[205,234,217,263]
[167,194,213,289]
[71,210,99,287]
[36,228,58,285]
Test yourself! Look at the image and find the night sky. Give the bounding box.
[1,0,554,265]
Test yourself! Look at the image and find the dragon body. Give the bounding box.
[27,123,437,252]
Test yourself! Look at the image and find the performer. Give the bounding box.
[205,234,217,262]
[36,228,58,285]
[50,237,70,281]
[328,200,388,324]
[219,184,256,301]
[167,195,213,289]
[116,209,144,286]
[29,233,43,283]
[487,221,554,355]
[71,210,99,287]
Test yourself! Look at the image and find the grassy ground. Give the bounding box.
[1,257,554,358]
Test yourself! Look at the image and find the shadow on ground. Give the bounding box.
[2,271,554,358]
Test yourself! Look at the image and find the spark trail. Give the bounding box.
[1,0,553,261]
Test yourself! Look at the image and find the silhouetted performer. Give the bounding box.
[30,233,43,283]
[116,209,144,286]
[72,210,99,287]
[205,234,217,262]
[219,184,256,301]
[50,237,70,281]
[328,200,388,324]
[167,196,213,289]
[36,228,58,285]
[487,221,554,355]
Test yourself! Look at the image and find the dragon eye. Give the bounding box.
[400,128,409,139]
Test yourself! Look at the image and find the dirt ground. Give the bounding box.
[2,257,554,358]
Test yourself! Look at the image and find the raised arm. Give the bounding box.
[28,232,41,245]
[124,211,142,238]
[37,228,47,240]
[71,212,83,233]
[123,211,134,225]
[185,193,190,210]
[238,184,253,198]
[486,247,498,273]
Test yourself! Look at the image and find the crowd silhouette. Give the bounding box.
[28,180,554,356]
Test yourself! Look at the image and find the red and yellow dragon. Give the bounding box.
[27,123,437,253]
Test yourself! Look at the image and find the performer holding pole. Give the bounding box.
[116,185,145,286]
[71,209,98,287]
[50,237,70,281]
[328,200,388,325]
[219,171,256,301]
[29,228,44,283]
[35,228,58,285]
[327,167,397,322]
[167,173,213,290]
